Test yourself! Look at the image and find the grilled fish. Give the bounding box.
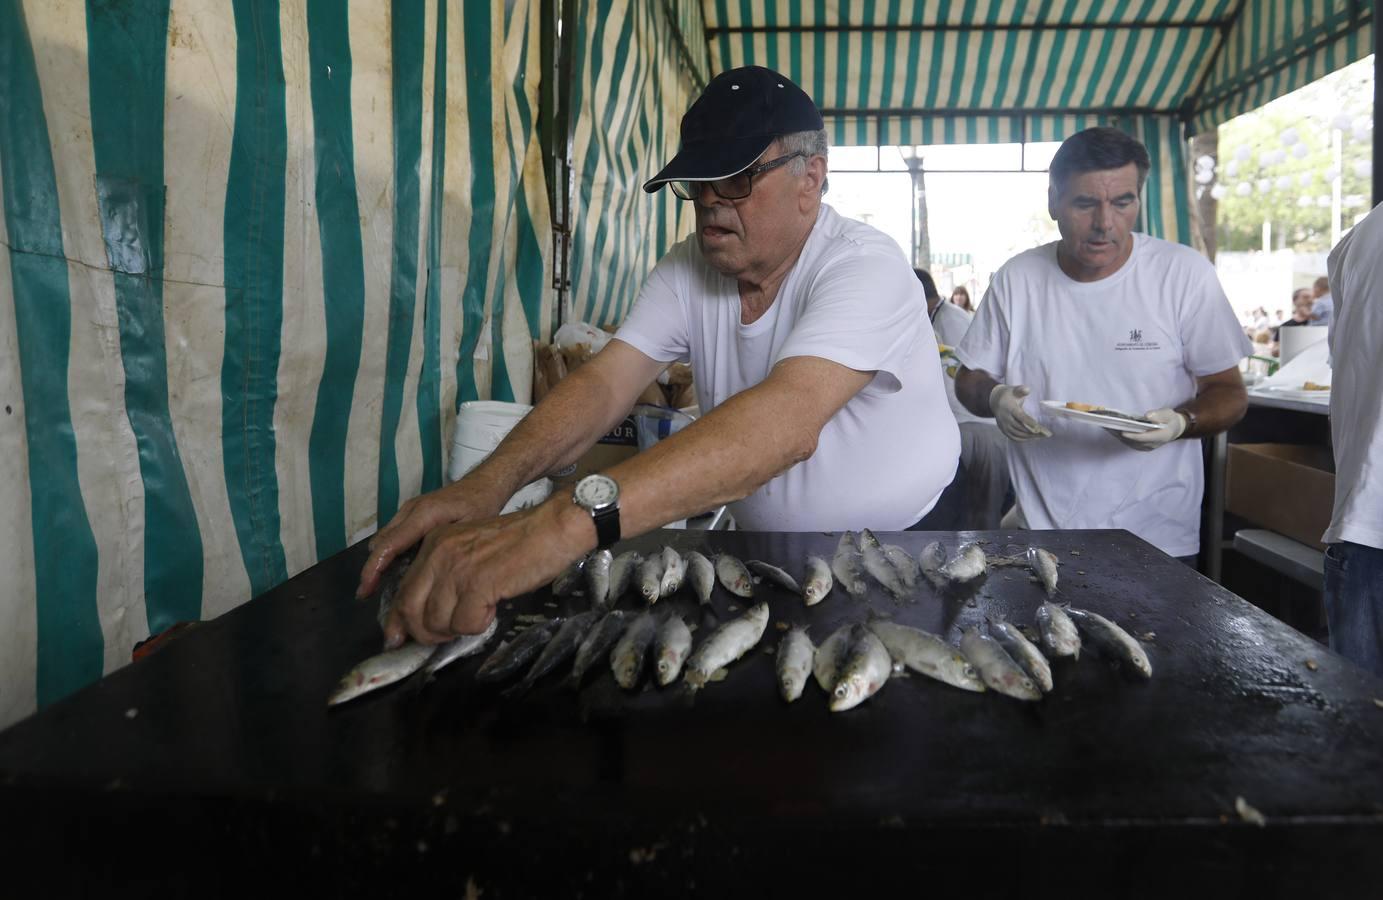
[685,550,716,605]
[959,627,1041,701]
[611,611,658,689]
[475,619,563,683]
[802,555,833,606]
[1066,608,1152,679]
[939,542,988,585]
[776,626,815,702]
[638,555,666,604]
[867,620,984,692]
[585,549,613,609]
[654,615,693,686]
[328,642,436,706]
[918,541,948,590]
[831,532,868,598]
[569,610,627,687]
[659,546,687,597]
[813,624,854,693]
[684,602,770,689]
[714,553,754,599]
[421,617,500,679]
[608,551,642,603]
[551,556,585,598]
[1036,601,1081,660]
[859,529,908,600]
[988,618,1054,693]
[1028,547,1060,597]
[746,559,802,595]
[505,611,600,697]
[882,544,921,591]
[831,625,892,712]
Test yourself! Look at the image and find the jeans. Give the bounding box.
[1324,541,1383,679]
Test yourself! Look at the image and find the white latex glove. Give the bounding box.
[990,384,1052,442]
[1112,407,1187,451]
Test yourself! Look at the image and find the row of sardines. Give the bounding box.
[328,532,1152,709]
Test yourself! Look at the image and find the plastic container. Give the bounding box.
[448,401,552,514]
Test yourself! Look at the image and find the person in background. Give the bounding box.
[952,127,1250,565]
[1311,275,1334,326]
[917,268,1010,529]
[950,285,974,312]
[1321,202,1383,677]
[1271,287,1316,355]
[360,66,959,646]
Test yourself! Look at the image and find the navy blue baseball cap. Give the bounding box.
[642,66,824,194]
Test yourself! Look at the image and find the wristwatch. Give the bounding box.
[1174,406,1198,437]
[573,474,621,548]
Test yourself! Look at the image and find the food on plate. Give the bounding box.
[1064,401,1152,424]
[1302,381,1330,391]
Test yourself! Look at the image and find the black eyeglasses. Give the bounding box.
[670,151,809,201]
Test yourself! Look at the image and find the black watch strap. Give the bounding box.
[591,505,621,548]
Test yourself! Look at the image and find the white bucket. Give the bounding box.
[448,400,552,514]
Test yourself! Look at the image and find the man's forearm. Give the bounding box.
[1181,380,1248,438]
[460,361,645,508]
[955,366,1000,418]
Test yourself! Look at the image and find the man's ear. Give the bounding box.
[1047,184,1058,220]
[802,155,827,202]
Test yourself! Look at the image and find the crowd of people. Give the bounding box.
[352,65,1381,681]
[1244,277,1334,358]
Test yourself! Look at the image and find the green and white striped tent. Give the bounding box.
[0,0,1373,727]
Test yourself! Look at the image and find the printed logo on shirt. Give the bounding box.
[1116,327,1161,351]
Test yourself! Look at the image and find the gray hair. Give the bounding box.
[777,129,829,196]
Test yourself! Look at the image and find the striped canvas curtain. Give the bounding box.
[566,0,705,328]
[0,0,551,727]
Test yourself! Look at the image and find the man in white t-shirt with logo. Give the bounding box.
[954,127,1250,563]
[1322,202,1383,677]
[359,66,959,645]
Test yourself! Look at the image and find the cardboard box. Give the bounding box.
[1225,443,1336,549]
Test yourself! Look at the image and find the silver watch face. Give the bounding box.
[574,474,618,511]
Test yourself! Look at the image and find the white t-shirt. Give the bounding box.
[955,234,1251,557]
[930,299,987,427]
[615,203,960,531]
[1324,204,1383,549]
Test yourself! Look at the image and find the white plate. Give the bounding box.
[1039,400,1161,433]
[1256,387,1330,401]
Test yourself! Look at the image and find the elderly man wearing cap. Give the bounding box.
[360,66,958,647]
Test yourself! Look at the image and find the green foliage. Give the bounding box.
[1214,58,1373,253]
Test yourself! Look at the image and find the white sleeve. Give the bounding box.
[773,247,926,395]
[953,275,1010,380]
[612,243,692,364]
[1176,254,1254,376]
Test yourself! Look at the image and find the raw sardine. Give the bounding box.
[939,542,988,585]
[714,553,754,599]
[638,555,666,604]
[831,532,868,598]
[685,551,716,605]
[813,625,854,693]
[611,611,658,689]
[918,541,948,590]
[608,551,642,603]
[1036,601,1081,660]
[475,619,563,683]
[585,549,613,609]
[882,544,921,591]
[328,642,437,706]
[505,611,600,697]
[1065,608,1152,678]
[569,610,627,687]
[422,617,500,678]
[659,547,687,596]
[746,559,801,595]
[653,615,694,686]
[959,627,1041,701]
[988,618,1054,693]
[684,602,770,689]
[831,625,892,712]
[867,620,984,692]
[802,556,833,606]
[776,627,815,702]
[859,529,909,600]
[1028,547,1060,597]
[551,556,585,598]
[374,549,419,631]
